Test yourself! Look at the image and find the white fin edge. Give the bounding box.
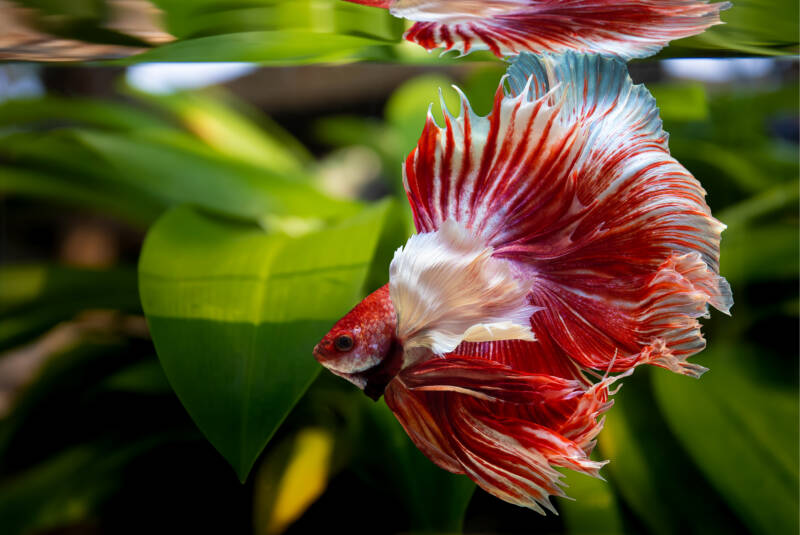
[389,219,537,355]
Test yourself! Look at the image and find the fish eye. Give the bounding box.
[334,334,354,352]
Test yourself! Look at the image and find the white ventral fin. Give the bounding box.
[389,219,537,355]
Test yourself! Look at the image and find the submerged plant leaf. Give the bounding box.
[0,265,139,316]
[150,0,403,42]
[599,373,751,535]
[664,0,799,56]
[252,428,335,535]
[122,30,387,64]
[128,88,313,173]
[652,345,799,535]
[138,201,398,480]
[559,468,624,535]
[73,129,357,221]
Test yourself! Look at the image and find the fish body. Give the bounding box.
[345,0,731,58]
[314,52,732,512]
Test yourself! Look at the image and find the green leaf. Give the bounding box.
[138,201,399,480]
[150,0,403,42]
[559,467,624,535]
[718,180,799,230]
[73,129,358,222]
[716,181,799,285]
[0,166,162,227]
[0,265,140,351]
[385,74,460,158]
[657,0,798,57]
[252,427,335,535]
[652,346,799,534]
[670,139,775,195]
[598,399,675,535]
[648,83,708,122]
[128,88,313,173]
[102,358,172,394]
[721,224,799,285]
[0,96,171,132]
[123,30,387,64]
[0,264,139,316]
[599,373,750,535]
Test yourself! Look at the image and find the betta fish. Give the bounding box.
[313,52,732,512]
[344,0,730,59]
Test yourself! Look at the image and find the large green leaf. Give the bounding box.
[598,397,675,535]
[721,224,799,285]
[559,467,624,535]
[138,201,399,480]
[127,87,313,173]
[0,97,171,132]
[648,83,709,122]
[716,181,799,285]
[718,180,799,230]
[150,0,403,42]
[0,92,347,225]
[0,167,161,227]
[652,346,799,535]
[73,129,357,222]
[252,427,335,535]
[385,74,460,156]
[663,0,799,56]
[123,30,388,64]
[599,373,749,535]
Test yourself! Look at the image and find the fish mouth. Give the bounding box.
[313,341,403,401]
[312,345,372,392]
[313,344,373,375]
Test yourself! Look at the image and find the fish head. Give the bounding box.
[313,284,401,399]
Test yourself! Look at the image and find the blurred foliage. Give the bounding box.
[0,87,357,228]
[138,202,400,479]
[0,37,798,535]
[3,0,798,63]
[314,65,505,205]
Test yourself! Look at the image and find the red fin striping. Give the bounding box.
[453,339,587,384]
[385,355,623,513]
[403,53,730,378]
[530,251,732,377]
[398,0,730,59]
[342,0,392,6]
[400,356,584,404]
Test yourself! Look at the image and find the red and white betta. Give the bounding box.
[314,52,732,512]
[344,0,730,59]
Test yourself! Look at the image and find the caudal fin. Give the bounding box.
[403,52,731,377]
[397,0,730,59]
